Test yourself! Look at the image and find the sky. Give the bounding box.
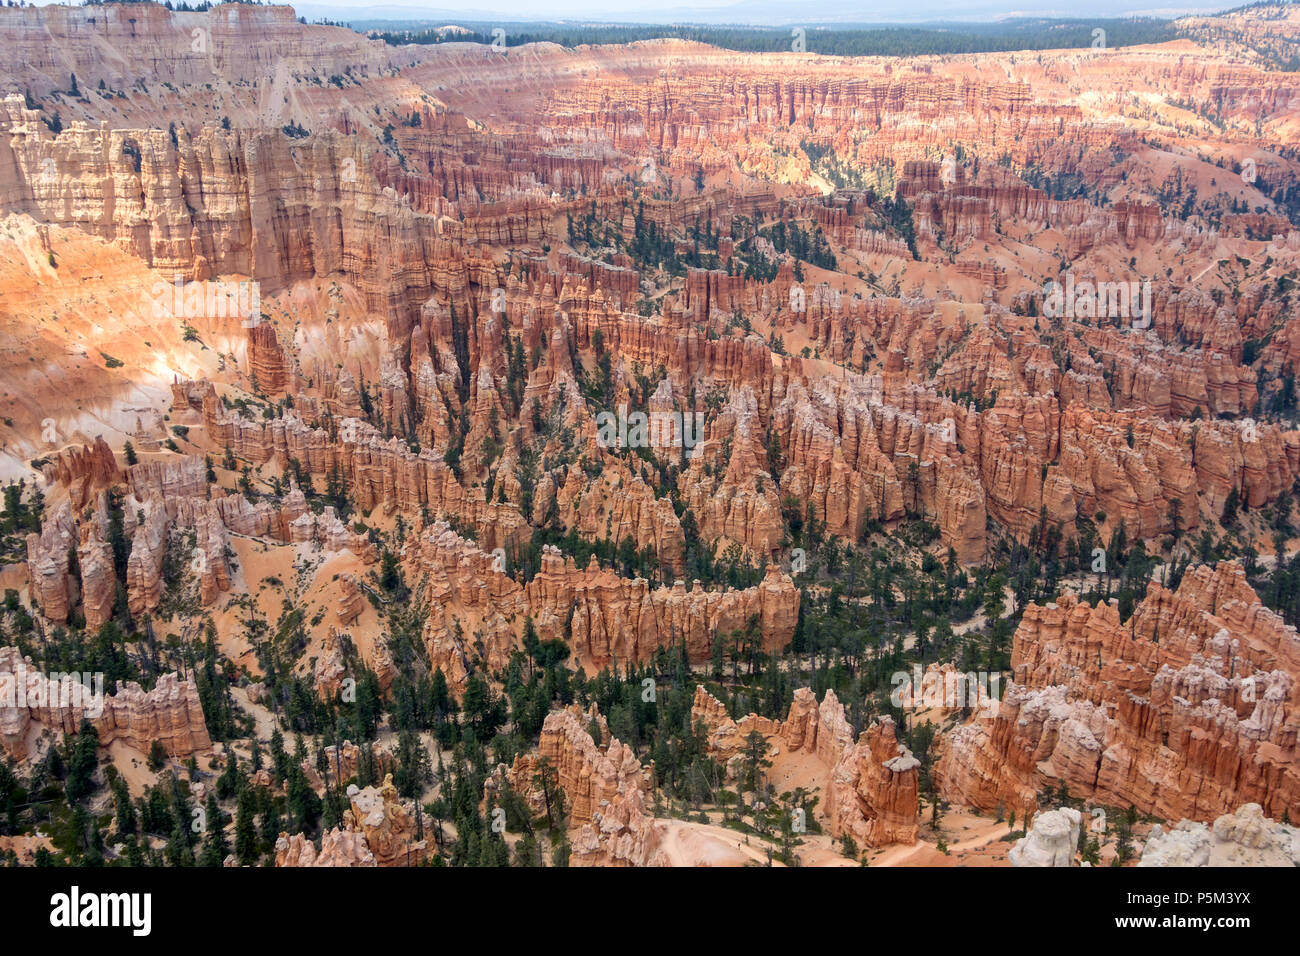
[24,0,1220,22]
[296,1,1214,22]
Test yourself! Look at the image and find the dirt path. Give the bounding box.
[869,818,1012,866]
[657,819,781,867]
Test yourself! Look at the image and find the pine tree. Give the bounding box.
[147,738,167,772]
[235,789,257,865]
[123,835,145,867]
[64,722,100,803]
[112,773,136,836]
[165,820,195,866]
[259,798,282,849]
[199,793,226,866]
[217,750,241,800]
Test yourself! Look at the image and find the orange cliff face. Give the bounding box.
[933,562,1300,824]
[691,684,921,848]
[0,5,1297,746]
[0,647,210,760]
[3,7,1297,550]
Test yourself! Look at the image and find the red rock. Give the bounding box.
[0,647,210,759]
[344,775,427,867]
[24,501,78,623]
[537,706,649,826]
[826,716,921,848]
[42,437,120,511]
[274,828,376,867]
[934,562,1300,824]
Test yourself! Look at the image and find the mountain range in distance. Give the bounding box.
[294,0,1220,27]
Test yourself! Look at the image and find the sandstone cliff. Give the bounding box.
[1138,803,1300,867]
[0,646,210,760]
[934,563,1300,824]
[1008,807,1082,867]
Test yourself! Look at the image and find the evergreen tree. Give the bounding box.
[199,793,226,866]
[235,788,257,866]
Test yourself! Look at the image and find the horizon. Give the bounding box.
[0,0,1297,907]
[9,0,1232,26]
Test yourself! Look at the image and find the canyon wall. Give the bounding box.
[934,562,1300,824]
[0,647,210,759]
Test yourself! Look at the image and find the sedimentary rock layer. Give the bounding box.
[934,563,1300,824]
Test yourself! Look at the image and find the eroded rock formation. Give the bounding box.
[274,828,377,867]
[934,563,1300,824]
[537,706,650,826]
[1138,803,1300,867]
[1009,807,1082,867]
[344,775,427,867]
[690,684,783,762]
[825,717,921,848]
[0,647,211,759]
[691,685,919,846]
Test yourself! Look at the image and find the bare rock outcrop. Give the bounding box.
[125,505,168,617]
[782,687,820,753]
[689,685,782,763]
[313,628,348,699]
[0,647,210,759]
[713,686,923,847]
[486,703,663,865]
[274,828,377,867]
[825,716,920,848]
[538,706,649,826]
[42,437,120,511]
[934,562,1300,824]
[1009,807,1082,867]
[1138,803,1300,867]
[77,532,117,633]
[525,548,798,670]
[345,775,427,867]
[24,501,78,623]
[571,787,667,867]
